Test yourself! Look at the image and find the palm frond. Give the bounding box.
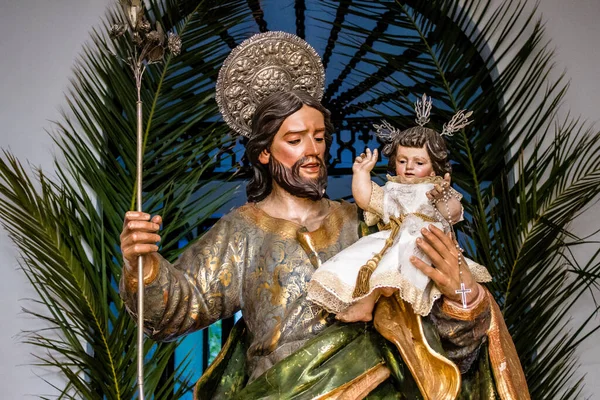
[314,0,600,397]
[0,0,251,397]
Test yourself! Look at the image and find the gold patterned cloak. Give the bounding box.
[120,200,529,399]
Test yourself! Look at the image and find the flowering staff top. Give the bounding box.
[110,0,181,68]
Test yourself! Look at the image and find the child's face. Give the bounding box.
[394,145,436,181]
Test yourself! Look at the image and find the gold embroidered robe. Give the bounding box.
[121,201,362,379]
[120,200,529,399]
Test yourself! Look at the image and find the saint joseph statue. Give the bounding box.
[119,32,529,399]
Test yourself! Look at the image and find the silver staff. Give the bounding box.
[110,1,181,397]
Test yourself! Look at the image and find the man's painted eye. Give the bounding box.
[287,139,300,145]
[398,160,406,164]
[315,137,325,142]
[417,162,424,166]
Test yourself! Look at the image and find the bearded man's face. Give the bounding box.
[258,105,328,200]
[268,155,327,200]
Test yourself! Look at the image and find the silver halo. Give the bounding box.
[216,31,325,137]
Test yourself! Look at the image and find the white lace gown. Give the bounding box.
[307,177,491,316]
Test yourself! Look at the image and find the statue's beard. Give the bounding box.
[269,155,328,201]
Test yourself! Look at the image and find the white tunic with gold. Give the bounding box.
[307,176,491,316]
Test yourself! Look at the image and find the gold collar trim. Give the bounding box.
[238,200,357,250]
[386,174,444,184]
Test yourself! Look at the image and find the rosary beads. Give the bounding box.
[432,182,471,308]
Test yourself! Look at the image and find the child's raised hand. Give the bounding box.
[352,148,378,210]
[352,148,378,174]
[426,173,452,203]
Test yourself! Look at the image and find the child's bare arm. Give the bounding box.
[427,173,464,224]
[352,148,379,210]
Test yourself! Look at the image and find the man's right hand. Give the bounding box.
[120,211,162,279]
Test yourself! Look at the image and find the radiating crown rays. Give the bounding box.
[374,94,473,143]
[415,93,432,127]
[441,110,473,137]
[373,120,401,142]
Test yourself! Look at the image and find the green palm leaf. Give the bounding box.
[0,0,252,398]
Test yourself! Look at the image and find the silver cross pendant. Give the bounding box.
[455,282,472,309]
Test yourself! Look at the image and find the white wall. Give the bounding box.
[532,1,600,397]
[0,0,598,397]
[0,1,114,398]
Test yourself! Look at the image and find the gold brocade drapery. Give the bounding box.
[194,292,530,399]
[373,294,462,399]
[352,213,438,298]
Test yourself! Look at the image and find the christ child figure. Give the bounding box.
[307,95,491,322]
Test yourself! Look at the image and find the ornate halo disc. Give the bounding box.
[216,31,325,137]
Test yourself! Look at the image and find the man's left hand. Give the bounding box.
[410,224,480,305]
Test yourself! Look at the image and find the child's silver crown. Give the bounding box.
[374,94,473,142]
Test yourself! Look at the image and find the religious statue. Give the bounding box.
[308,99,493,322]
[119,31,529,399]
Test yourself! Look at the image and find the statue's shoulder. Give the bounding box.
[216,203,255,225]
[324,200,360,231]
[202,204,266,240]
[234,202,259,219]
[329,199,358,219]
[198,204,254,233]
[224,202,273,231]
